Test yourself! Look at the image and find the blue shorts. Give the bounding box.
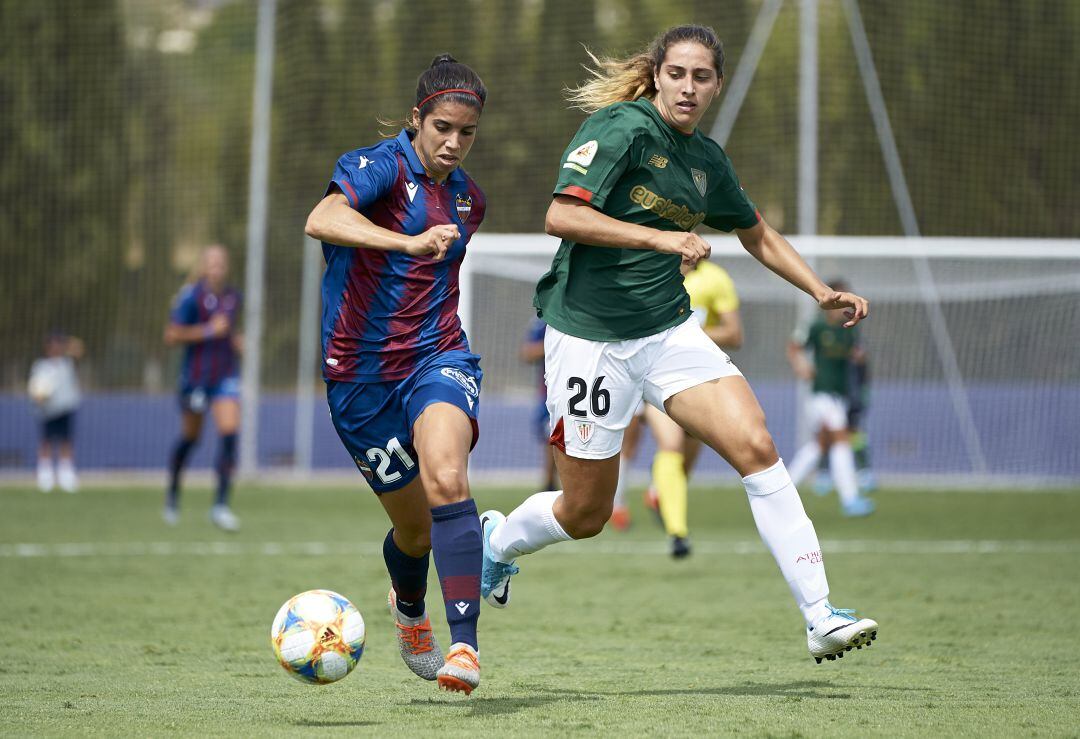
[327,351,482,494]
[43,412,75,442]
[179,376,240,413]
[532,399,550,444]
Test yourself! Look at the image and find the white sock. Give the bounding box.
[489,490,572,563]
[786,442,822,486]
[58,459,78,492]
[613,457,628,507]
[829,442,859,507]
[743,459,831,626]
[37,458,55,492]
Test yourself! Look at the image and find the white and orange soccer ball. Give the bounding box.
[270,589,366,684]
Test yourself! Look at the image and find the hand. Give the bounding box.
[651,231,711,268]
[406,224,459,260]
[818,290,870,328]
[208,313,230,338]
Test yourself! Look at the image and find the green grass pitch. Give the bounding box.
[1,481,1079,736]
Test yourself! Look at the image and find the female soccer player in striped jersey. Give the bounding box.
[481,25,880,664]
[305,55,487,694]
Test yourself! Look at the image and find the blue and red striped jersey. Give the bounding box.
[320,129,487,382]
[169,280,241,388]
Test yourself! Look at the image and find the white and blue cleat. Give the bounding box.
[841,497,876,518]
[808,604,879,663]
[480,510,518,608]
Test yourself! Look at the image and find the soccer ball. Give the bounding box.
[270,589,366,684]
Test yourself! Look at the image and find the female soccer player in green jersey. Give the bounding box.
[482,24,879,663]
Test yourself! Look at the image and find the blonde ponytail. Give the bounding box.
[564,25,725,115]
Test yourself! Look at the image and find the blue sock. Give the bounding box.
[430,499,482,650]
[168,437,197,507]
[383,529,429,619]
[215,434,237,506]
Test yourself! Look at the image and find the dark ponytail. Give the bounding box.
[413,53,487,122]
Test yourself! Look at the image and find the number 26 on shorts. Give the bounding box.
[566,375,610,418]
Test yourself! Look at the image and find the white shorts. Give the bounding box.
[808,392,849,432]
[544,319,743,459]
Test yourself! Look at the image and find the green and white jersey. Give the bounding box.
[793,317,860,396]
[534,99,760,342]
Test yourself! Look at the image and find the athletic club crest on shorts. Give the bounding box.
[455,193,473,222]
[575,421,594,445]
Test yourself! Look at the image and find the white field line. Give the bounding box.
[0,539,1077,559]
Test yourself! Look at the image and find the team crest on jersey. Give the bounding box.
[455,193,473,221]
[352,455,373,481]
[691,168,708,197]
[567,140,598,167]
[440,367,479,397]
[575,421,594,445]
[203,294,218,311]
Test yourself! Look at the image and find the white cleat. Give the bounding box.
[209,504,240,532]
[162,506,180,526]
[388,589,444,681]
[480,510,517,608]
[437,642,479,695]
[57,467,78,494]
[808,604,879,663]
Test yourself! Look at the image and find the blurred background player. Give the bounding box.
[305,54,488,695]
[643,259,743,556]
[163,245,243,531]
[28,332,84,493]
[811,355,876,495]
[520,318,559,492]
[786,278,875,517]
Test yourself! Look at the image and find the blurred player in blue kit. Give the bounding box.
[305,55,488,694]
[163,245,243,531]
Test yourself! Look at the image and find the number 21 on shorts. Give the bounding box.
[364,437,415,485]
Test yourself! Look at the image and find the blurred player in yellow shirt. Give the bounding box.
[643,260,742,557]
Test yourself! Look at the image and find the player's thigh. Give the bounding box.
[664,376,778,477]
[552,446,621,536]
[644,402,684,453]
[327,381,420,495]
[411,401,474,506]
[210,397,240,434]
[682,435,704,475]
[544,326,645,461]
[180,410,204,439]
[377,475,433,556]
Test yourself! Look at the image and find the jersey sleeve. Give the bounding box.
[169,286,198,326]
[328,148,399,211]
[703,153,760,232]
[710,268,740,314]
[552,106,637,209]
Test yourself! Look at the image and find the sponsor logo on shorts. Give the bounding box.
[440,367,479,397]
[575,421,594,445]
[352,455,373,481]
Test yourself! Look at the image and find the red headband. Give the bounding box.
[417,88,484,110]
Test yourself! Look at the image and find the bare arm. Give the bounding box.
[704,310,743,350]
[305,190,457,260]
[545,195,711,266]
[786,339,814,380]
[520,341,545,363]
[65,337,85,360]
[164,314,230,347]
[735,219,869,327]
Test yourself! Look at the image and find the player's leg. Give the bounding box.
[209,392,241,531]
[787,398,827,486]
[483,325,642,605]
[665,379,878,661]
[37,421,55,492]
[644,403,691,557]
[165,403,203,523]
[650,320,878,661]
[825,423,874,517]
[611,409,643,531]
[56,423,78,494]
[376,476,445,683]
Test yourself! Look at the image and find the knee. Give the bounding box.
[424,466,469,507]
[744,426,778,469]
[558,497,612,540]
[394,527,431,555]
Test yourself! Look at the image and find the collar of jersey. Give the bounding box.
[395,129,466,185]
[631,98,697,141]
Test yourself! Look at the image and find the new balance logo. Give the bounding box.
[405,181,418,202]
[454,601,470,615]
